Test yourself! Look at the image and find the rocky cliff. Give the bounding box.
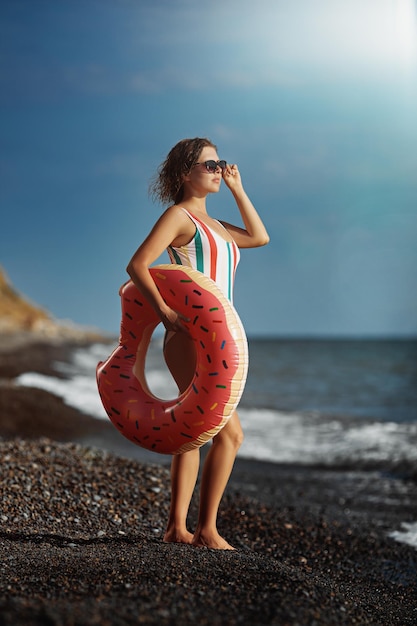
[0,266,105,342]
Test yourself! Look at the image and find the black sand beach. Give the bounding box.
[0,336,416,625]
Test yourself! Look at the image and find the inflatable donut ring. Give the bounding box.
[96,264,248,455]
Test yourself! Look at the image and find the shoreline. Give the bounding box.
[1,333,417,624]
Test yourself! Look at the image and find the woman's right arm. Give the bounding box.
[126,206,191,333]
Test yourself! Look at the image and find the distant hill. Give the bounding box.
[0,266,105,342]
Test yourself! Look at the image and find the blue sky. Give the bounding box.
[1,0,416,337]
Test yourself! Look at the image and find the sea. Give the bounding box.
[16,337,417,548]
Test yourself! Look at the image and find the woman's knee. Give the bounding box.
[213,413,244,450]
[231,426,244,450]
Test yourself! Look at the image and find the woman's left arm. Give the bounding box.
[221,164,270,248]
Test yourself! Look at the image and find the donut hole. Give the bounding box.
[143,323,196,399]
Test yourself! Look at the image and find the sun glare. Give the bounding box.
[219,0,417,85]
[393,0,417,66]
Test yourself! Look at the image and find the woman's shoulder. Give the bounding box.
[161,205,196,248]
[162,204,189,220]
[161,205,197,227]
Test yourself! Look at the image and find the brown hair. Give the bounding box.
[149,137,217,205]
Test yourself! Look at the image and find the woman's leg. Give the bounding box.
[192,410,244,550]
[164,448,200,543]
[162,331,199,544]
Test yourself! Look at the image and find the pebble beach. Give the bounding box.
[0,336,416,625]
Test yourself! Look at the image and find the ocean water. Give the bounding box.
[16,337,417,547]
[17,337,417,466]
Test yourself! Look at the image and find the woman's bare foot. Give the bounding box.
[163,529,194,544]
[192,530,235,550]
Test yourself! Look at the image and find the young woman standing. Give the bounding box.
[127,137,269,549]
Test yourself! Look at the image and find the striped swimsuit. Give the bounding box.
[167,208,240,303]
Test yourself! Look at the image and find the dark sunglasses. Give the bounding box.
[194,160,227,173]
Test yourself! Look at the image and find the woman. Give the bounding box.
[127,137,269,550]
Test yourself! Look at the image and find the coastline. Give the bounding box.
[1,333,416,625]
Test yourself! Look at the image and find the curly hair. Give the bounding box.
[149,137,217,205]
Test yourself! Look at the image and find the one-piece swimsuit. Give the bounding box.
[167,208,240,303]
[165,208,240,347]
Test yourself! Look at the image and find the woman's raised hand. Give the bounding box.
[222,163,242,191]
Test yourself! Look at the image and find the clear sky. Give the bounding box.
[1,0,416,337]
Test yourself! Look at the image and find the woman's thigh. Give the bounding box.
[163,331,196,393]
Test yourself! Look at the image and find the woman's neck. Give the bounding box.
[180,196,208,215]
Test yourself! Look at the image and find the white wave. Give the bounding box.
[17,370,107,419]
[16,342,178,419]
[389,522,417,550]
[238,408,417,465]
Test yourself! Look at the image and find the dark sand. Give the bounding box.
[0,335,416,625]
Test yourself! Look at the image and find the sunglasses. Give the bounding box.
[194,160,227,173]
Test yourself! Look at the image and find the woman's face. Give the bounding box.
[184,146,224,195]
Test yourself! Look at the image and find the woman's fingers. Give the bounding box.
[162,309,190,334]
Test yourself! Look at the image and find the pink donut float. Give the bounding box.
[96,264,248,454]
